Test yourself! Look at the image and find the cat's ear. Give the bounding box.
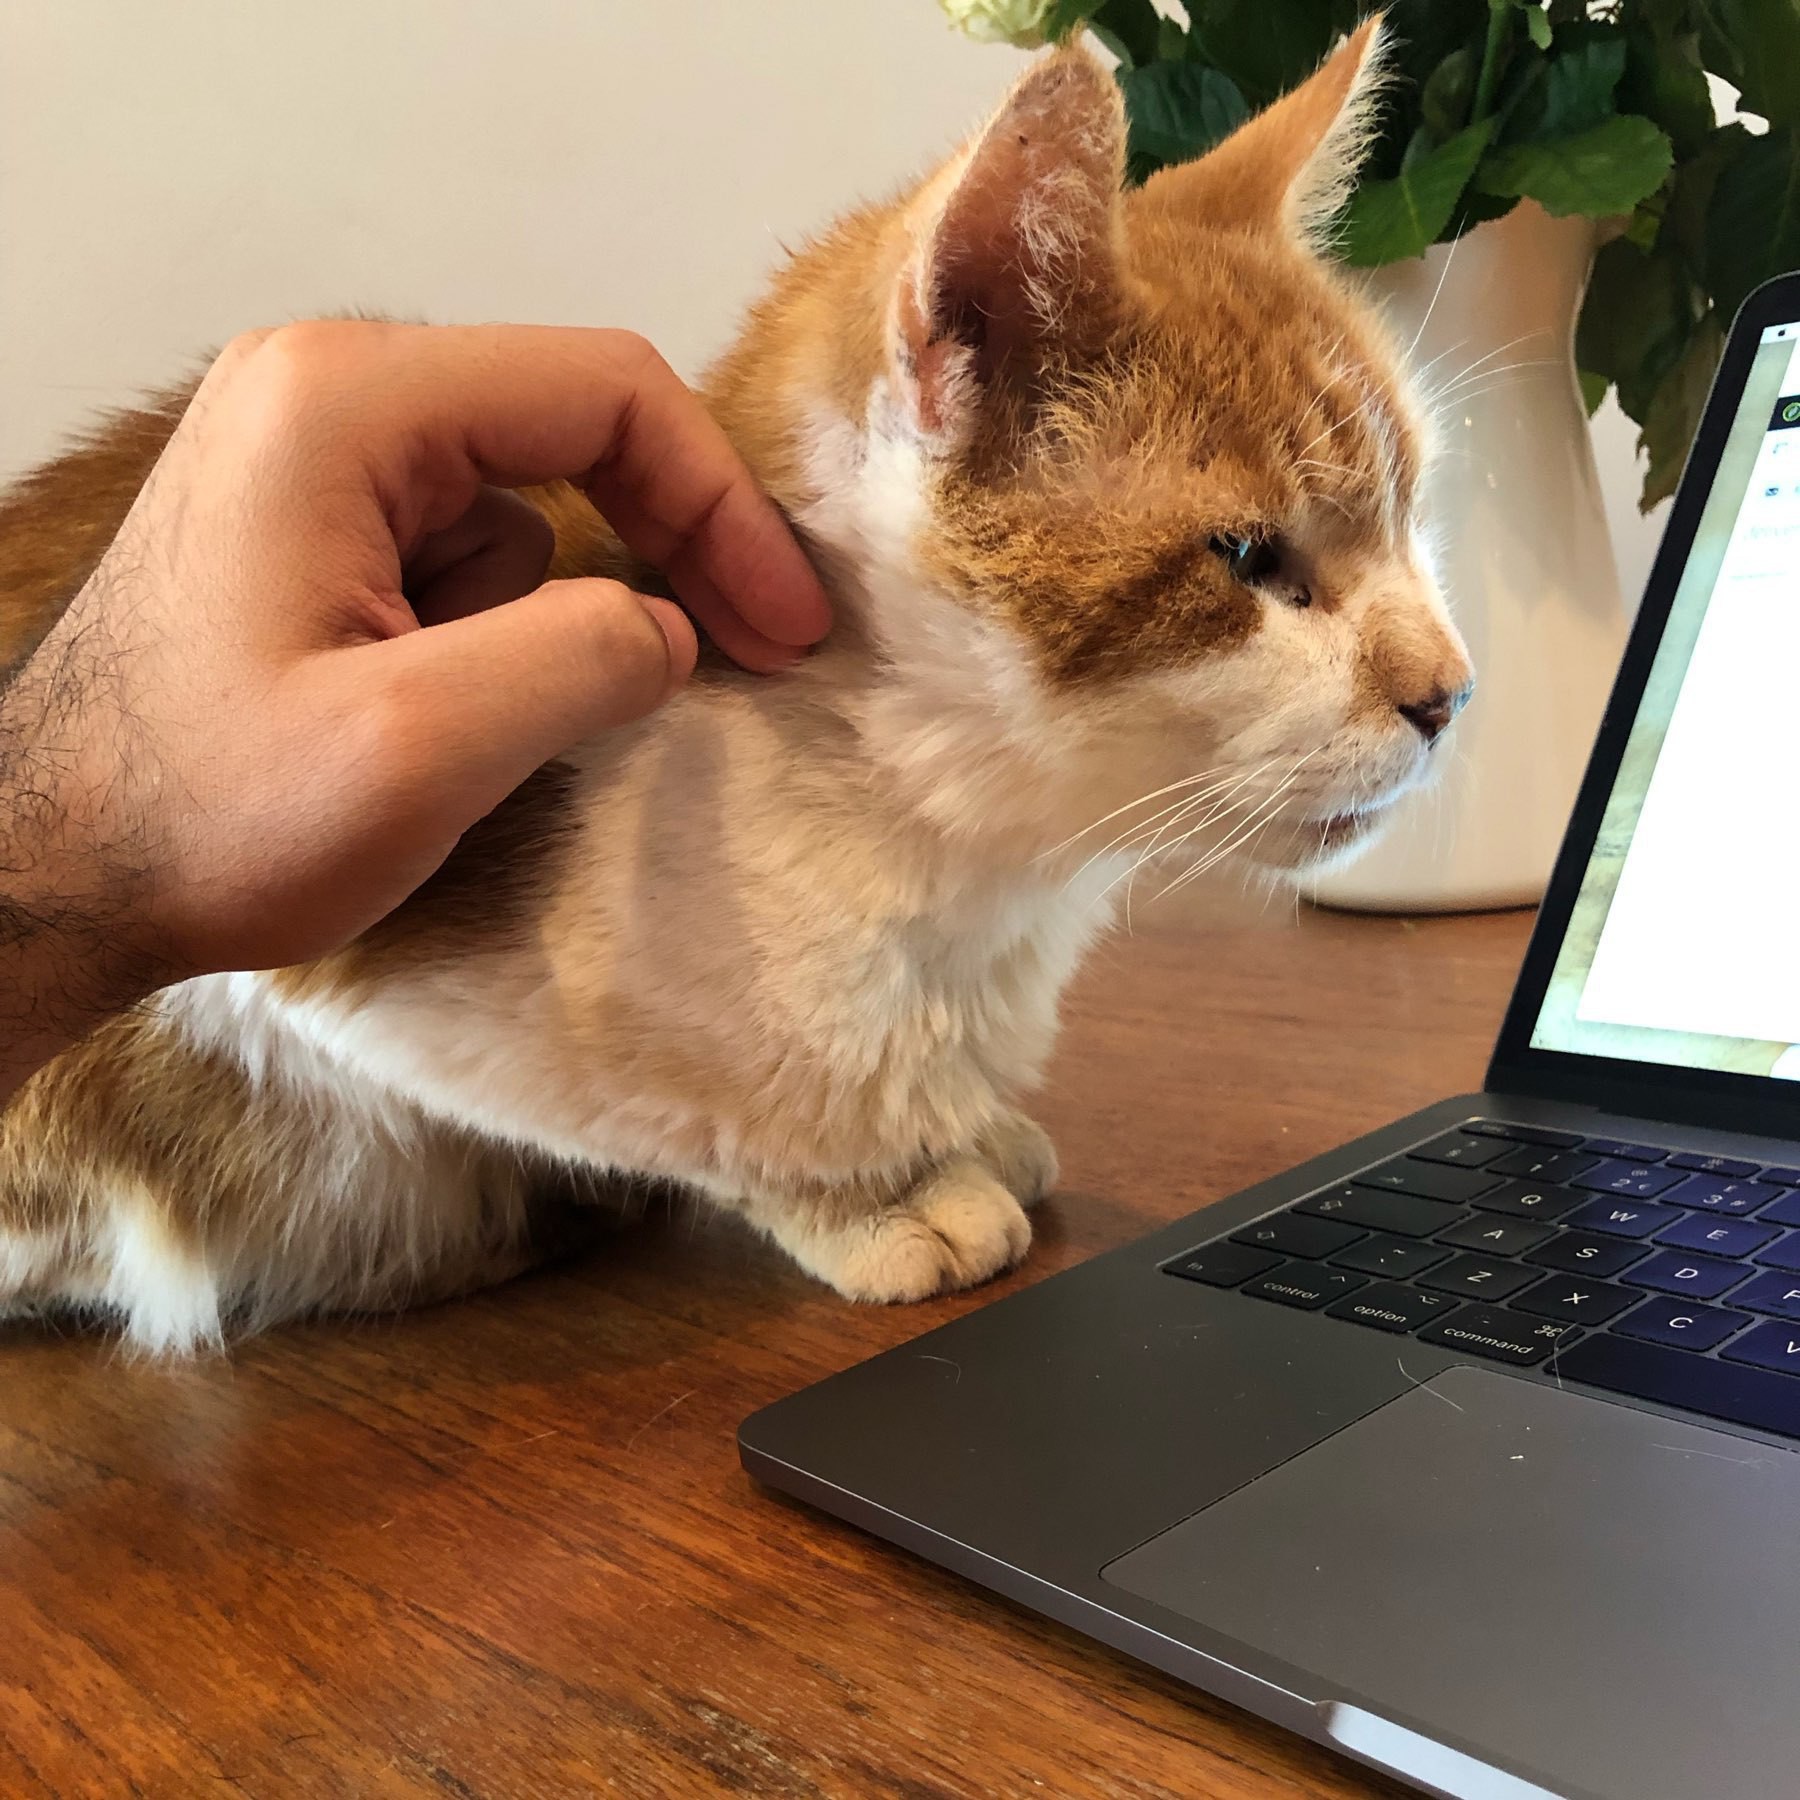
[891,47,1125,437]
[1134,18,1387,248]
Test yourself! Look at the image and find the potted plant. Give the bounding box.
[939,0,1800,910]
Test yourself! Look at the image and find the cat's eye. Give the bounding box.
[1209,533,1311,608]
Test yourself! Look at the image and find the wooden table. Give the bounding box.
[0,905,1535,1799]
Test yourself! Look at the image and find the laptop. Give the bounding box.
[739,273,1800,1800]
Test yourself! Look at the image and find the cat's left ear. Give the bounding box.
[891,47,1125,438]
[1134,17,1387,249]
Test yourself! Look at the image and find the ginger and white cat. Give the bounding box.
[0,24,1472,1351]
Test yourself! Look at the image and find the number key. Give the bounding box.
[1409,1130,1510,1168]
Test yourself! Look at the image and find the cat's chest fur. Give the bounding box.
[172,676,1114,1208]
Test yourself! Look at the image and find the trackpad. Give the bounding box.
[1104,1366,1800,1800]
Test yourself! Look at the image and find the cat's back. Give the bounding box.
[0,391,192,675]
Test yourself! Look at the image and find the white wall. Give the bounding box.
[0,1,1662,598]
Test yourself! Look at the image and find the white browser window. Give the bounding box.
[1575,335,1800,1044]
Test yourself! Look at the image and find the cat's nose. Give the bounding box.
[1398,678,1473,744]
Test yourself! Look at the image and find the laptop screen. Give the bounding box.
[1527,320,1800,1078]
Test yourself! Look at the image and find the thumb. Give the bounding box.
[365,576,698,802]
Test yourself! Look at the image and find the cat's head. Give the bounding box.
[737,20,1471,885]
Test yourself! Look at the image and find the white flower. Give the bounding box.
[939,0,1054,49]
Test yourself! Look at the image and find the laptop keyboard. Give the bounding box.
[1165,1119,1800,1443]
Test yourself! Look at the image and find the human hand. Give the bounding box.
[0,320,830,1081]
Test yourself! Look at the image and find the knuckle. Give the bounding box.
[252,319,395,398]
[601,327,666,382]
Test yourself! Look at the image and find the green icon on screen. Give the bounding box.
[1783,401,1800,423]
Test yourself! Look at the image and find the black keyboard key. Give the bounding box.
[1513,1274,1634,1326]
[1468,1180,1586,1221]
[1242,1262,1367,1311]
[1623,1249,1747,1301]
[1728,1271,1800,1322]
[1755,1231,1800,1273]
[1487,1146,1599,1184]
[1351,1158,1500,1204]
[1437,1213,1555,1257]
[1524,1231,1651,1278]
[1582,1138,1669,1162]
[1324,1281,1456,1334]
[1756,1190,1800,1229]
[1460,1120,1583,1148]
[1655,1213,1778,1259]
[1419,1254,1537,1302]
[1552,1335,1800,1438]
[1757,1165,1800,1188]
[1420,1304,1578,1366]
[1329,1234,1451,1280]
[1296,1186,1466,1239]
[1564,1198,1669,1240]
[1231,1212,1366,1260]
[1572,1160,1685,1199]
[1408,1130,1510,1168]
[1616,1295,1750,1352]
[1659,1175,1782,1214]
[1165,1242,1283,1287]
[1721,1320,1800,1377]
[1667,1152,1760,1178]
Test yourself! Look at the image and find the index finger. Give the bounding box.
[273,321,834,657]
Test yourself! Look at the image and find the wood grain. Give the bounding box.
[0,903,1533,1798]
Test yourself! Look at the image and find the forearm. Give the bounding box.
[0,923,152,1105]
[0,613,166,1104]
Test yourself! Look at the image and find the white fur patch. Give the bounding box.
[101,1202,223,1355]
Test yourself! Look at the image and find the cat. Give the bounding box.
[0,21,1472,1351]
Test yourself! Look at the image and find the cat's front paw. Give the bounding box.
[777,1160,1032,1304]
[975,1110,1058,1208]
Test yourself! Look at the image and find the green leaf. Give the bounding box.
[1422,46,1480,141]
[1115,61,1252,168]
[1537,37,1627,137]
[1185,0,1339,108]
[1477,114,1674,216]
[1694,0,1800,127]
[1090,0,1161,68]
[1526,7,1553,51]
[1639,311,1725,510]
[1577,237,1696,422]
[1042,0,1102,43]
[1705,127,1800,320]
[1579,368,1610,413]
[1662,122,1751,281]
[1338,118,1497,265]
[1362,1,1491,181]
[1619,23,1715,161]
[1485,40,1550,144]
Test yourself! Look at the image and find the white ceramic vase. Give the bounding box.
[1308,200,1631,913]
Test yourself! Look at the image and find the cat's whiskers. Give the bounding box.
[1430,362,1562,411]
[1040,763,1241,866]
[1119,774,1275,925]
[1403,227,1465,365]
[1135,750,1321,911]
[1153,779,1303,905]
[1058,766,1265,899]
[1100,762,1281,918]
[1417,333,1551,410]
